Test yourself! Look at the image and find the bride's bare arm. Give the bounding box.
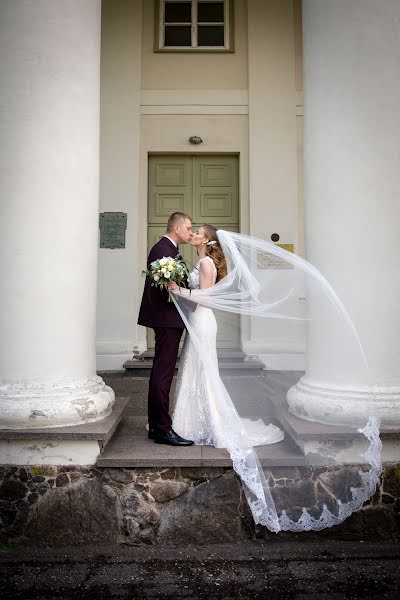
[167,258,214,294]
[199,258,214,289]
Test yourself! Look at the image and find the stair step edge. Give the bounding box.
[124,361,264,370]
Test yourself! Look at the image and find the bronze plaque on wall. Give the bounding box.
[257,243,295,269]
[99,212,127,248]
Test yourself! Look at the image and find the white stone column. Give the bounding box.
[0,0,114,428]
[287,0,400,428]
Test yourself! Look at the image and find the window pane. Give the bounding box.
[165,25,192,46]
[198,2,224,23]
[197,25,224,46]
[165,2,192,23]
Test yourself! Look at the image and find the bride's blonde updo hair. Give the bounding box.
[202,224,227,283]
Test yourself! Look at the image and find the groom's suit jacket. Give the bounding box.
[138,236,185,329]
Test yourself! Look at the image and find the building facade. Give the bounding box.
[0,0,399,464]
[97,0,304,371]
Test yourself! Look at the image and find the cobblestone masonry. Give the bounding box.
[0,464,399,546]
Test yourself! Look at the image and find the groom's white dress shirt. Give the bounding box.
[163,235,178,248]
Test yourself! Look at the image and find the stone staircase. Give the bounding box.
[96,371,309,468]
[123,349,266,377]
[4,368,396,469]
[96,369,399,468]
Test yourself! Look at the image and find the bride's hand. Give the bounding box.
[167,282,179,292]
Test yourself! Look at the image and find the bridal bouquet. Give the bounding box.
[142,255,190,300]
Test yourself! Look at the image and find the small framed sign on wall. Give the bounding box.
[99,212,127,248]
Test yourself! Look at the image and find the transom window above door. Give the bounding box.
[156,0,233,51]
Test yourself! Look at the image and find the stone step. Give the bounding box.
[259,371,400,461]
[259,370,399,442]
[141,348,249,361]
[0,396,128,445]
[123,358,265,377]
[0,397,129,465]
[99,371,400,470]
[123,347,266,376]
[260,371,362,452]
[96,415,307,468]
[97,373,308,468]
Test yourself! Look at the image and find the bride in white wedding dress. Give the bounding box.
[169,224,284,448]
[167,225,382,533]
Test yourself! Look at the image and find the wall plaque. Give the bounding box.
[257,243,294,269]
[99,212,127,248]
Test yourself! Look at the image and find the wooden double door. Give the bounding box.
[147,154,240,349]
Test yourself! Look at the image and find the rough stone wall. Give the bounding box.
[0,464,399,547]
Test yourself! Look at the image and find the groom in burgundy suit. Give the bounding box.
[138,212,194,446]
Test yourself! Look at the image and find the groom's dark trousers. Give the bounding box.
[148,327,183,432]
[137,236,185,434]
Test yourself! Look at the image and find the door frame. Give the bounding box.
[144,152,242,350]
[137,126,250,356]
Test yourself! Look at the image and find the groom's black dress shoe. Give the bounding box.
[148,427,188,441]
[152,429,194,446]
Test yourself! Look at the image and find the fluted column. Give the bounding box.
[0,0,114,428]
[287,0,400,427]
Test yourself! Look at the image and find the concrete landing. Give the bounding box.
[96,415,307,468]
[97,372,308,468]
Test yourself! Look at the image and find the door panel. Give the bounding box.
[193,156,239,224]
[148,157,193,224]
[147,155,240,349]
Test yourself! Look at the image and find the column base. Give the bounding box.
[0,376,115,429]
[287,376,400,428]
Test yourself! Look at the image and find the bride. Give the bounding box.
[168,223,284,448]
[167,225,381,533]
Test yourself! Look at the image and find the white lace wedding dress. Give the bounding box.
[172,256,284,447]
[168,232,382,532]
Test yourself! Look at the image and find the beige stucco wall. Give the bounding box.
[141,0,248,90]
[97,0,142,369]
[248,0,299,246]
[97,0,304,370]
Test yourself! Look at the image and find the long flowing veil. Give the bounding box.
[171,230,382,533]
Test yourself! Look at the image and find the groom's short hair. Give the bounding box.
[167,212,192,232]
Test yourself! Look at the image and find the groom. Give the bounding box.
[138,212,194,446]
